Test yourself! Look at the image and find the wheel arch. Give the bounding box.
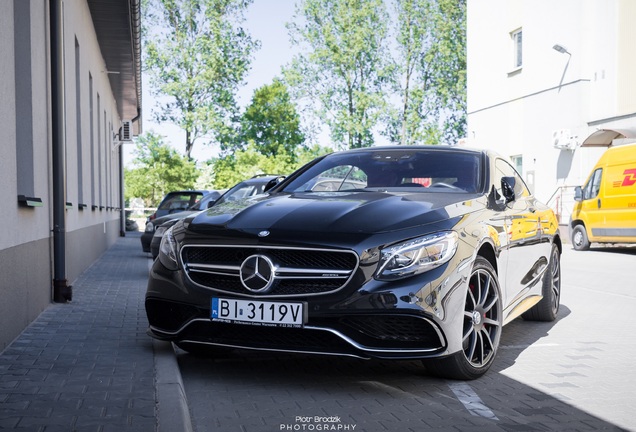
[569,218,587,235]
[476,241,498,276]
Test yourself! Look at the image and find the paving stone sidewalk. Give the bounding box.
[0,232,157,432]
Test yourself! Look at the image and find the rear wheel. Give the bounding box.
[423,257,502,380]
[571,225,590,251]
[522,244,561,321]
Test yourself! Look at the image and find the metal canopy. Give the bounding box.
[86,0,142,133]
[581,128,636,147]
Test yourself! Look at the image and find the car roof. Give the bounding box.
[162,190,208,196]
[240,175,282,184]
[334,145,485,156]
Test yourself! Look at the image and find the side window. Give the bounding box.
[583,168,602,200]
[494,159,530,199]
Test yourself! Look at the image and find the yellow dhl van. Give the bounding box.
[569,142,636,250]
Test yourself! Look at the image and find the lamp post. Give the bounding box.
[553,44,571,56]
[553,44,571,92]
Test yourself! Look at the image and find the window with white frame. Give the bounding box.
[511,155,523,176]
[511,28,523,69]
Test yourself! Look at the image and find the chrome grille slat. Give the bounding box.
[180,245,359,297]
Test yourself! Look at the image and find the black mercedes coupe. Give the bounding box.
[145,146,562,380]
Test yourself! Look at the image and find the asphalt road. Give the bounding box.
[176,245,636,432]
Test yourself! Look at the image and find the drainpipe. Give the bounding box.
[119,139,125,237]
[51,0,71,302]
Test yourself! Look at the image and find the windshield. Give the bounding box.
[283,149,482,193]
[215,180,272,205]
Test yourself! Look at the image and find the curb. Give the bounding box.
[153,339,194,432]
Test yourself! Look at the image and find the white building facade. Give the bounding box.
[466,0,636,224]
[0,0,141,350]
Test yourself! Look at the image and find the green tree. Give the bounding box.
[236,79,306,160]
[212,142,331,189]
[285,0,391,149]
[124,132,199,206]
[143,0,259,159]
[387,0,466,145]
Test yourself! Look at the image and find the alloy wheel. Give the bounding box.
[462,268,502,368]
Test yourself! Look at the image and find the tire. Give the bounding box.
[571,224,590,251]
[423,257,502,380]
[522,244,561,322]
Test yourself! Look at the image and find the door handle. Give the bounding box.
[597,199,601,208]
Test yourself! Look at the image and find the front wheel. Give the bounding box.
[571,225,590,251]
[423,257,502,380]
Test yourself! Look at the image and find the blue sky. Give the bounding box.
[127,0,298,165]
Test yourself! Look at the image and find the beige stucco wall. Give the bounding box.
[0,0,127,350]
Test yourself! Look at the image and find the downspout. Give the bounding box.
[119,140,125,237]
[50,0,71,302]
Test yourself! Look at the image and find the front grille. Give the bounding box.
[181,245,359,297]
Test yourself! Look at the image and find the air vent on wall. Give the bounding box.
[552,129,578,151]
[121,120,133,141]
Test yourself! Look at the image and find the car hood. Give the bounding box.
[152,211,199,227]
[187,191,482,236]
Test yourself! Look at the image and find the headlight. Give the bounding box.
[376,231,458,281]
[154,225,168,239]
[158,225,179,270]
[145,222,154,232]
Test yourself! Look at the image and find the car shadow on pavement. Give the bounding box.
[492,305,572,373]
[174,301,629,432]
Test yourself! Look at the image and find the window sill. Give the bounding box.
[507,66,522,77]
[18,195,43,207]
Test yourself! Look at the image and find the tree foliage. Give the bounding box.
[386,0,466,145]
[124,132,199,206]
[235,79,306,160]
[212,142,331,189]
[285,0,466,148]
[285,0,391,149]
[143,0,258,159]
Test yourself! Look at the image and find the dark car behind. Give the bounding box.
[141,190,216,253]
[148,176,284,258]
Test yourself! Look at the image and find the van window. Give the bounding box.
[583,168,602,200]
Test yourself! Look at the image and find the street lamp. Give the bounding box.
[552,44,571,56]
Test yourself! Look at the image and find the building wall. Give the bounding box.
[467,0,636,222]
[0,0,127,351]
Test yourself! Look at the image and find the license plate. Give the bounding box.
[211,298,305,328]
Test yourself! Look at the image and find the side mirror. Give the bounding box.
[501,177,516,203]
[264,176,286,192]
[573,186,583,202]
[206,199,217,208]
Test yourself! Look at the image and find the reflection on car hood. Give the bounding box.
[187,191,482,235]
[152,210,201,227]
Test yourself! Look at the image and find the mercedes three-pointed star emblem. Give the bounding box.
[239,255,275,292]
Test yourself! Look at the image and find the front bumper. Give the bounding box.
[146,297,446,359]
[144,247,473,360]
